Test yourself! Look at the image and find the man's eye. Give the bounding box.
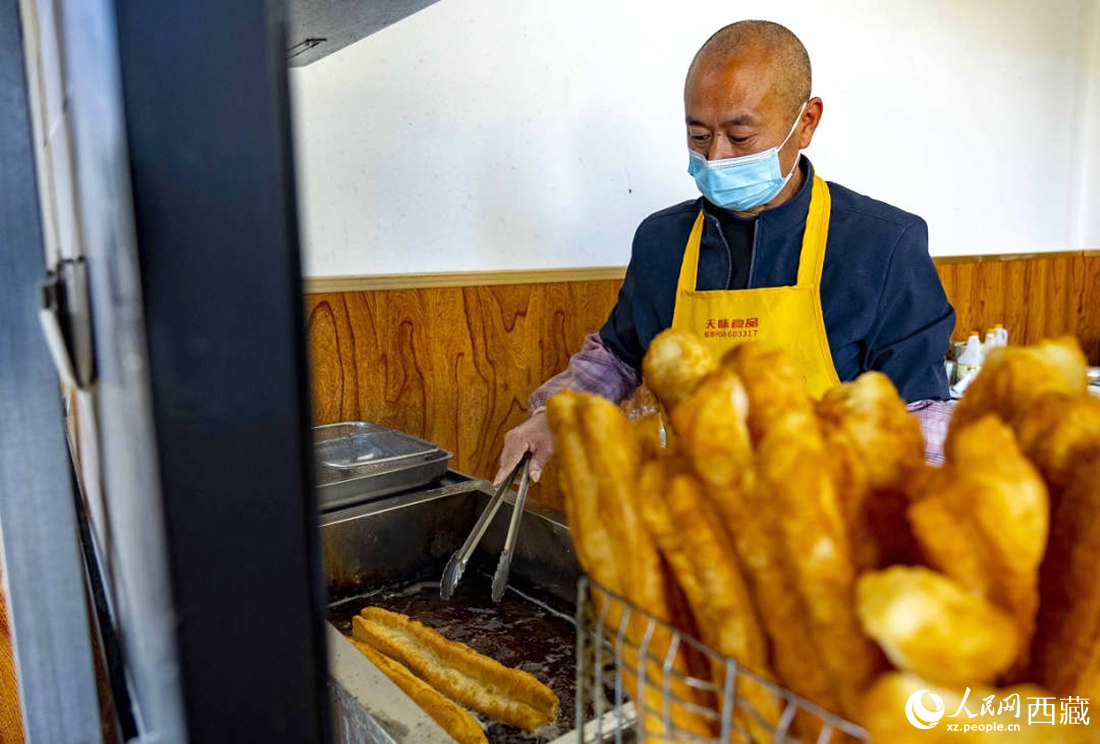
[690,134,710,143]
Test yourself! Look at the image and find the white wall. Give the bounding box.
[290,0,1100,277]
[1071,0,1100,250]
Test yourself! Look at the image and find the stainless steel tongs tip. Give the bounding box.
[439,450,532,601]
[490,460,533,603]
[439,552,465,600]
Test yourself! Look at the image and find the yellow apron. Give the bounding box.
[670,175,841,398]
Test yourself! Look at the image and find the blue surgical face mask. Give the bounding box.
[687,102,807,211]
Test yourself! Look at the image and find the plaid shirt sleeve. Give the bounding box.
[528,333,640,414]
[907,399,954,465]
[528,335,953,465]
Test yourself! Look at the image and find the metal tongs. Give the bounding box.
[440,450,533,602]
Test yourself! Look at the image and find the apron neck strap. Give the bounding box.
[674,211,707,294]
[796,176,831,288]
[676,177,831,293]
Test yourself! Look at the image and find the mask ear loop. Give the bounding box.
[779,101,809,179]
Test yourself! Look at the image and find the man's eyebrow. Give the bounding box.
[685,113,757,127]
[723,113,756,126]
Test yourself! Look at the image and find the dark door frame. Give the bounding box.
[0,1,104,740]
[110,0,331,740]
[2,0,331,739]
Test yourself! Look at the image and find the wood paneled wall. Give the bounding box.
[937,252,1100,357]
[0,571,24,743]
[307,281,621,505]
[306,251,1100,506]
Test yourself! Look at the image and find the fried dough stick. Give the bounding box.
[720,343,816,444]
[908,416,1048,676]
[547,392,622,592]
[816,373,926,570]
[642,329,717,410]
[349,638,488,744]
[948,337,1088,441]
[579,396,666,618]
[578,394,718,738]
[638,459,780,741]
[719,343,881,720]
[816,372,924,492]
[667,368,752,492]
[1012,391,1100,503]
[1027,456,1100,700]
[547,391,715,740]
[663,367,839,723]
[856,566,1020,687]
[353,608,559,732]
[756,412,883,720]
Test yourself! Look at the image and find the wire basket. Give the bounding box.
[574,576,869,743]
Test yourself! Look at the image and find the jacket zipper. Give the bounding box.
[747,219,760,288]
[708,214,734,290]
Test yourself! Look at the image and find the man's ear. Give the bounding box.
[799,97,824,149]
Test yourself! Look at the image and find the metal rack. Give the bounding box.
[574,577,869,743]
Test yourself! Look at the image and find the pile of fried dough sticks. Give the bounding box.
[549,330,1099,743]
[350,606,559,744]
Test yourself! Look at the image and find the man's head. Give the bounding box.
[685,21,822,213]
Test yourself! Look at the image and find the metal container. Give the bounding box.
[313,422,452,510]
[574,578,868,743]
[321,476,582,744]
[319,477,869,744]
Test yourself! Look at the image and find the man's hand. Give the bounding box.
[494,411,553,485]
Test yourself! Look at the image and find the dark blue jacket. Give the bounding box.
[599,159,954,402]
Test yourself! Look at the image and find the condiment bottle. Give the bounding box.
[957,332,984,380]
[982,330,997,359]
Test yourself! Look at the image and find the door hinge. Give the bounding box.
[39,257,96,390]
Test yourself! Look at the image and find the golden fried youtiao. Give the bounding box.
[353,609,557,733]
[817,372,925,492]
[547,391,715,739]
[756,411,883,721]
[720,342,817,444]
[630,412,668,460]
[1027,456,1100,700]
[641,329,717,410]
[638,462,779,740]
[349,639,488,744]
[1012,391,1100,500]
[547,391,623,595]
[856,566,1020,687]
[668,367,752,490]
[817,372,926,570]
[949,337,1088,441]
[908,416,1048,675]
[576,395,665,612]
[698,442,843,725]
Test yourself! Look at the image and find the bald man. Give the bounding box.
[497,20,954,482]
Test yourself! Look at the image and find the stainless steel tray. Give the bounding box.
[314,422,452,510]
